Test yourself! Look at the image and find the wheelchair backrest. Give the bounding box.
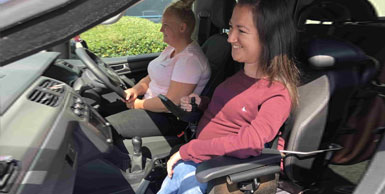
[283,75,330,183]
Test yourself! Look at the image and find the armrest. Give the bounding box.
[196,149,281,183]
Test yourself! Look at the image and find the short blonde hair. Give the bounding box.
[164,0,196,35]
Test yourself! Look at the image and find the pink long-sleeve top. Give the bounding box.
[179,70,291,163]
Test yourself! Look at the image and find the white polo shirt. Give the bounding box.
[144,41,211,99]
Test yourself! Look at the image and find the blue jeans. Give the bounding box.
[157,161,207,194]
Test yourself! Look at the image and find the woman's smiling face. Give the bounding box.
[227,5,262,65]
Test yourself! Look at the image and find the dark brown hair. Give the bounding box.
[238,0,299,108]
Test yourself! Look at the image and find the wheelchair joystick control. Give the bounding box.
[131,136,143,173]
[191,97,198,112]
[186,97,199,140]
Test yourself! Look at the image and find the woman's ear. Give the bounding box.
[179,23,187,33]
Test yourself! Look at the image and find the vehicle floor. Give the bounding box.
[73,158,167,194]
[302,161,369,194]
[73,159,136,194]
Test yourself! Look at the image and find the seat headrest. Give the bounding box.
[297,2,351,28]
[195,0,235,29]
[305,39,368,69]
[296,1,377,28]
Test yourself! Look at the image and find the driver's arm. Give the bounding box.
[133,81,197,112]
[124,75,151,103]
[132,75,151,95]
[131,54,205,112]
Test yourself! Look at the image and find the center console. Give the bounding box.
[69,93,114,165]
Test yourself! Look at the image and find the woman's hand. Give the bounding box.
[167,151,182,178]
[180,93,201,112]
[124,88,139,103]
[126,99,144,109]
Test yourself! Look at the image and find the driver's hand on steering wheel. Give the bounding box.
[125,98,144,109]
[125,100,134,109]
[124,88,139,103]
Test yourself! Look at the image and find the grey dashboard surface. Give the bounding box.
[0,52,59,115]
[0,0,73,31]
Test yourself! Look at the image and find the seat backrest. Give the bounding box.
[283,75,330,183]
[301,38,378,141]
[194,0,235,45]
[200,34,232,97]
[283,38,379,183]
[195,0,236,97]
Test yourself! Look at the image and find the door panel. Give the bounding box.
[102,52,159,83]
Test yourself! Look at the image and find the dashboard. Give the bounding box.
[0,52,113,194]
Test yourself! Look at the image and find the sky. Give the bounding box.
[369,0,385,17]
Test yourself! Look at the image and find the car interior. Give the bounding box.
[0,0,384,194]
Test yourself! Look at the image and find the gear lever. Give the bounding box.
[130,136,143,173]
[132,136,142,155]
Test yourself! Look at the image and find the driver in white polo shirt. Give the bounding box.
[106,0,210,139]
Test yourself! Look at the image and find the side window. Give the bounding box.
[79,0,173,58]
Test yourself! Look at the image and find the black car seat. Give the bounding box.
[295,0,379,145]
[297,38,379,171]
[303,39,377,125]
[195,0,236,97]
[285,47,377,186]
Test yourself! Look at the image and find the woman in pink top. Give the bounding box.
[158,0,299,193]
[106,0,210,138]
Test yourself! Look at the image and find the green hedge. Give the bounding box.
[81,16,167,57]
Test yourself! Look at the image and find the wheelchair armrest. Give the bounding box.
[196,149,281,183]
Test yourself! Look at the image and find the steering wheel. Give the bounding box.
[75,48,127,99]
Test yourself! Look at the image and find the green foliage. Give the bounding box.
[81,16,166,57]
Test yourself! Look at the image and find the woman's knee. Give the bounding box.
[173,161,207,194]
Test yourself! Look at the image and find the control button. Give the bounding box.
[73,109,83,116]
[75,98,84,104]
[73,103,85,110]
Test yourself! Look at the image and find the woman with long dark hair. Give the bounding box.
[157,0,299,193]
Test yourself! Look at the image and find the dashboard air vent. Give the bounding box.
[39,79,65,93]
[27,79,65,107]
[28,90,60,107]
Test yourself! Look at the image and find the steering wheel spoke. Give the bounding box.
[75,48,127,99]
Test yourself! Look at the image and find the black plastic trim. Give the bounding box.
[195,149,281,183]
